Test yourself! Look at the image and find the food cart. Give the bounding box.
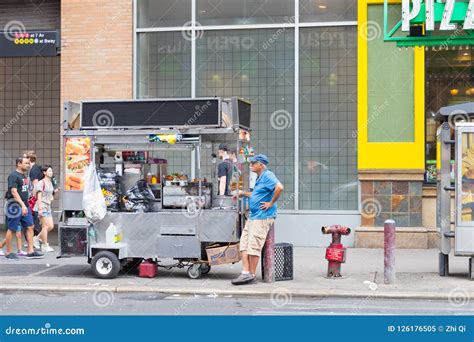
[436,102,474,280]
[58,97,253,279]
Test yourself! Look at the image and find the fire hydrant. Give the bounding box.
[322,225,351,278]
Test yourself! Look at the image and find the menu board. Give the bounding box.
[64,137,91,191]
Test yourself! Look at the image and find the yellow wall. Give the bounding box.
[358,0,425,170]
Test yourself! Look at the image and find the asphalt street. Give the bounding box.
[0,291,472,315]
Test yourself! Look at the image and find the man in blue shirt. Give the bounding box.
[231,154,284,285]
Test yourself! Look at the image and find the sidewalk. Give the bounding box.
[0,246,472,300]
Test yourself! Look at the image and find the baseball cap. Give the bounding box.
[249,154,269,165]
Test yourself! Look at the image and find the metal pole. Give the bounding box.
[262,222,275,283]
[384,219,396,284]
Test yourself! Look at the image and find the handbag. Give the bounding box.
[28,180,46,212]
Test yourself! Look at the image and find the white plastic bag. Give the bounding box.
[82,164,107,223]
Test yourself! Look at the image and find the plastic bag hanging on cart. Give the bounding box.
[82,164,107,223]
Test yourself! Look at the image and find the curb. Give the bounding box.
[0,284,470,301]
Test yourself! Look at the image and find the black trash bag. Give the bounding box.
[124,179,155,212]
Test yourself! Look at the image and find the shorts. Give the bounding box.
[239,218,275,256]
[5,205,34,232]
[9,225,22,233]
[38,208,52,217]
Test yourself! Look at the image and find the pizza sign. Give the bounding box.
[402,0,474,31]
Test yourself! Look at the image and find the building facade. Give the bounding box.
[0,0,472,247]
[0,0,61,223]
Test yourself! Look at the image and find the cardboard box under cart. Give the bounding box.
[206,243,241,266]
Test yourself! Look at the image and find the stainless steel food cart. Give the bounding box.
[58,97,253,279]
[436,102,474,280]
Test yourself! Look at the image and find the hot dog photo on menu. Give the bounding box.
[64,137,90,191]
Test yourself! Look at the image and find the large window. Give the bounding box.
[196,29,296,209]
[367,5,414,143]
[299,0,357,22]
[196,0,295,25]
[425,47,473,183]
[137,32,192,98]
[137,0,191,28]
[299,26,358,210]
[135,0,357,211]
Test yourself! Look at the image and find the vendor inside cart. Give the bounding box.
[217,143,233,196]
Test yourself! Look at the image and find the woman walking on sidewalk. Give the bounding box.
[33,165,55,252]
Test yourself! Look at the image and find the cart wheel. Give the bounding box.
[200,263,211,275]
[187,264,202,279]
[92,251,120,279]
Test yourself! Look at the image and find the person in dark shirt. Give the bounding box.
[217,144,233,196]
[3,157,44,260]
[24,150,42,237]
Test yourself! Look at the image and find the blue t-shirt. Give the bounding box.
[249,170,279,220]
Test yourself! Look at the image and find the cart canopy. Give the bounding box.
[435,102,474,121]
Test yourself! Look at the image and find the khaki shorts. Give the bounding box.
[239,218,275,256]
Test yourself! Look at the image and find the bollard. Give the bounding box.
[262,222,275,283]
[384,219,396,284]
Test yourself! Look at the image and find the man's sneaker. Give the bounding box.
[33,236,41,249]
[0,249,4,257]
[5,253,19,260]
[231,272,256,285]
[26,251,44,259]
[41,243,54,252]
[17,250,27,257]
